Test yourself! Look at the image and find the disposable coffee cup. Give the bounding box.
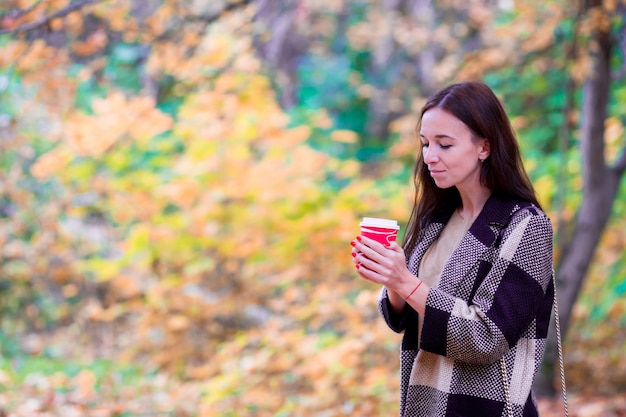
[360,217,400,246]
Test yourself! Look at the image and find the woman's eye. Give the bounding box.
[421,143,429,148]
[440,144,451,149]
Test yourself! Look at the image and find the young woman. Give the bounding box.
[351,81,554,417]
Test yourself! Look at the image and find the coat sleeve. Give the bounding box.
[419,208,554,365]
[378,286,411,333]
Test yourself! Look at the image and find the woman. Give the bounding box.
[351,81,554,417]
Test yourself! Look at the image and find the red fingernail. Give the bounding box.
[356,236,362,241]
[355,264,360,269]
[352,252,356,257]
[350,241,356,247]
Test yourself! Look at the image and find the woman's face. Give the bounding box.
[419,107,490,191]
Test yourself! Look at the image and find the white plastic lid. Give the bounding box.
[360,217,400,229]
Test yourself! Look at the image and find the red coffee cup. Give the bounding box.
[360,217,400,246]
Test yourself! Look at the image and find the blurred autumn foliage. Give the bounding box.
[0,0,624,416]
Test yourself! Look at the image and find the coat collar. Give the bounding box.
[430,193,525,245]
[408,194,530,292]
[469,193,527,246]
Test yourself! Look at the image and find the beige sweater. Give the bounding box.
[416,209,476,345]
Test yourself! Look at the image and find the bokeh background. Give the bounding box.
[0,0,625,416]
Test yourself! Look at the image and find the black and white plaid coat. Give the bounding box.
[379,194,554,417]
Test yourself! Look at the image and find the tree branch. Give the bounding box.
[188,0,254,23]
[154,0,253,42]
[0,0,105,35]
[0,1,43,21]
[580,12,612,192]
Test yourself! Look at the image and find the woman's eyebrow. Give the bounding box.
[419,133,456,140]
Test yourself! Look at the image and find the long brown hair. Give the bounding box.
[402,81,540,254]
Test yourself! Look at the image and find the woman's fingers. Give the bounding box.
[352,235,388,262]
[353,255,383,283]
[351,236,413,293]
[353,241,393,276]
[351,248,360,264]
[387,240,404,253]
[357,253,387,276]
[354,235,407,268]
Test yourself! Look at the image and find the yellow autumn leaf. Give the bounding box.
[604,116,624,163]
[336,159,361,177]
[0,370,11,390]
[30,146,73,179]
[167,315,190,331]
[92,91,127,116]
[232,54,262,73]
[128,109,173,143]
[289,147,330,175]
[71,29,108,56]
[158,178,200,208]
[312,110,333,129]
[331,129,359,143]
[64,112,124,156]
[214,73,240,92]
[533,175,555,207]
[72,369,97,400]
[110,275,143,299]
[277,125,311,148]
[0,41,29,67]
[201,372,241,406]
[199,34,233,68]
[17,39,58,70]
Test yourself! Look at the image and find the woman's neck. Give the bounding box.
[457,185,492,219]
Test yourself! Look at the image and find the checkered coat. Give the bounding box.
[379,195,554,417]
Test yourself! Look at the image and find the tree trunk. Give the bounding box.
[534,0,626,396]
[408,0,438,96]
[252,0,307,109]
[366,0,402,140]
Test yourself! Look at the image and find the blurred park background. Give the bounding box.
[0,0,625,416]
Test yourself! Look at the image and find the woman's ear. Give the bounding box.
[478,138,490,161]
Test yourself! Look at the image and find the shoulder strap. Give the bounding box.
[552,269,569,417]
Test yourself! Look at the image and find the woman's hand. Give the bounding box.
[351,235,413,293]
[351,235,427,315]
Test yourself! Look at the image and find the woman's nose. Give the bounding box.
[423,146,437,163]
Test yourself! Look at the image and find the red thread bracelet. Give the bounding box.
[404,281,422,300]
